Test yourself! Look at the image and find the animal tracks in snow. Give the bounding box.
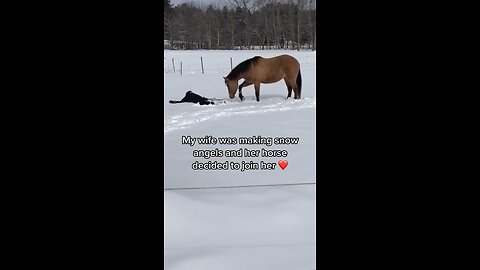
[164,97,316,134]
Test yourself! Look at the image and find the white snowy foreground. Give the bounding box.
[164,50,316,270]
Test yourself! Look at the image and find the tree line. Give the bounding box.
[164,0,316,50]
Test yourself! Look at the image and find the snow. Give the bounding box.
[164,50,316,270]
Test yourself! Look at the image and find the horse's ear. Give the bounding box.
[223,76,226,80]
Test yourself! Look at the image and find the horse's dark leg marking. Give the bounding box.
[239,81,252,101]
[293,82,299,99]
[293,71,301,99]
[254,83,260,102]
[285,79,293,99]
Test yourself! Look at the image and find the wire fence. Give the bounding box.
[163,56,316,75]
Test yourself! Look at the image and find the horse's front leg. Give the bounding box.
[254,83,260,102]
[238,81,252,101]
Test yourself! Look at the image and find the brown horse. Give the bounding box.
[223,54,302,102]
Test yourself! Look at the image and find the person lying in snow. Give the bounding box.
[169,91,220,105]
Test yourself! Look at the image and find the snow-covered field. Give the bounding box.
[164,50,316,270]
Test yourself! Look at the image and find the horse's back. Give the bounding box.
[267,55,300,72]
[244,54,300,84]
[272,54,299,65]
[274,55,300,76]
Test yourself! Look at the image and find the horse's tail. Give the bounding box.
[296,68,302,98]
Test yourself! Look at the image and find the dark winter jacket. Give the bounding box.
[169,91,214,105]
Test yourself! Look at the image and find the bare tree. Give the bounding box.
[163,0,316,50]
[297,0,307,50]
[229,0,258,49]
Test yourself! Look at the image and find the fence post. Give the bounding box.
[230,57,233,70]
[201,57,204,74]
[172,58,175,73]
[180,62,182,75]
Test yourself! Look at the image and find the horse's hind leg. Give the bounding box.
[254,83,261,102]
[292,80,299,99]
[285,80,293,99]
[293,69,301,99]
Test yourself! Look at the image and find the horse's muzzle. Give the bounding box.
[229,95,235,99]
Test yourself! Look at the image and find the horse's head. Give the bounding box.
[224,77,238,99]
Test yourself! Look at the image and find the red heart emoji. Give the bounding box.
[278,160,288,170]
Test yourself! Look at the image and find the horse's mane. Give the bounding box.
[226,56,262,79]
